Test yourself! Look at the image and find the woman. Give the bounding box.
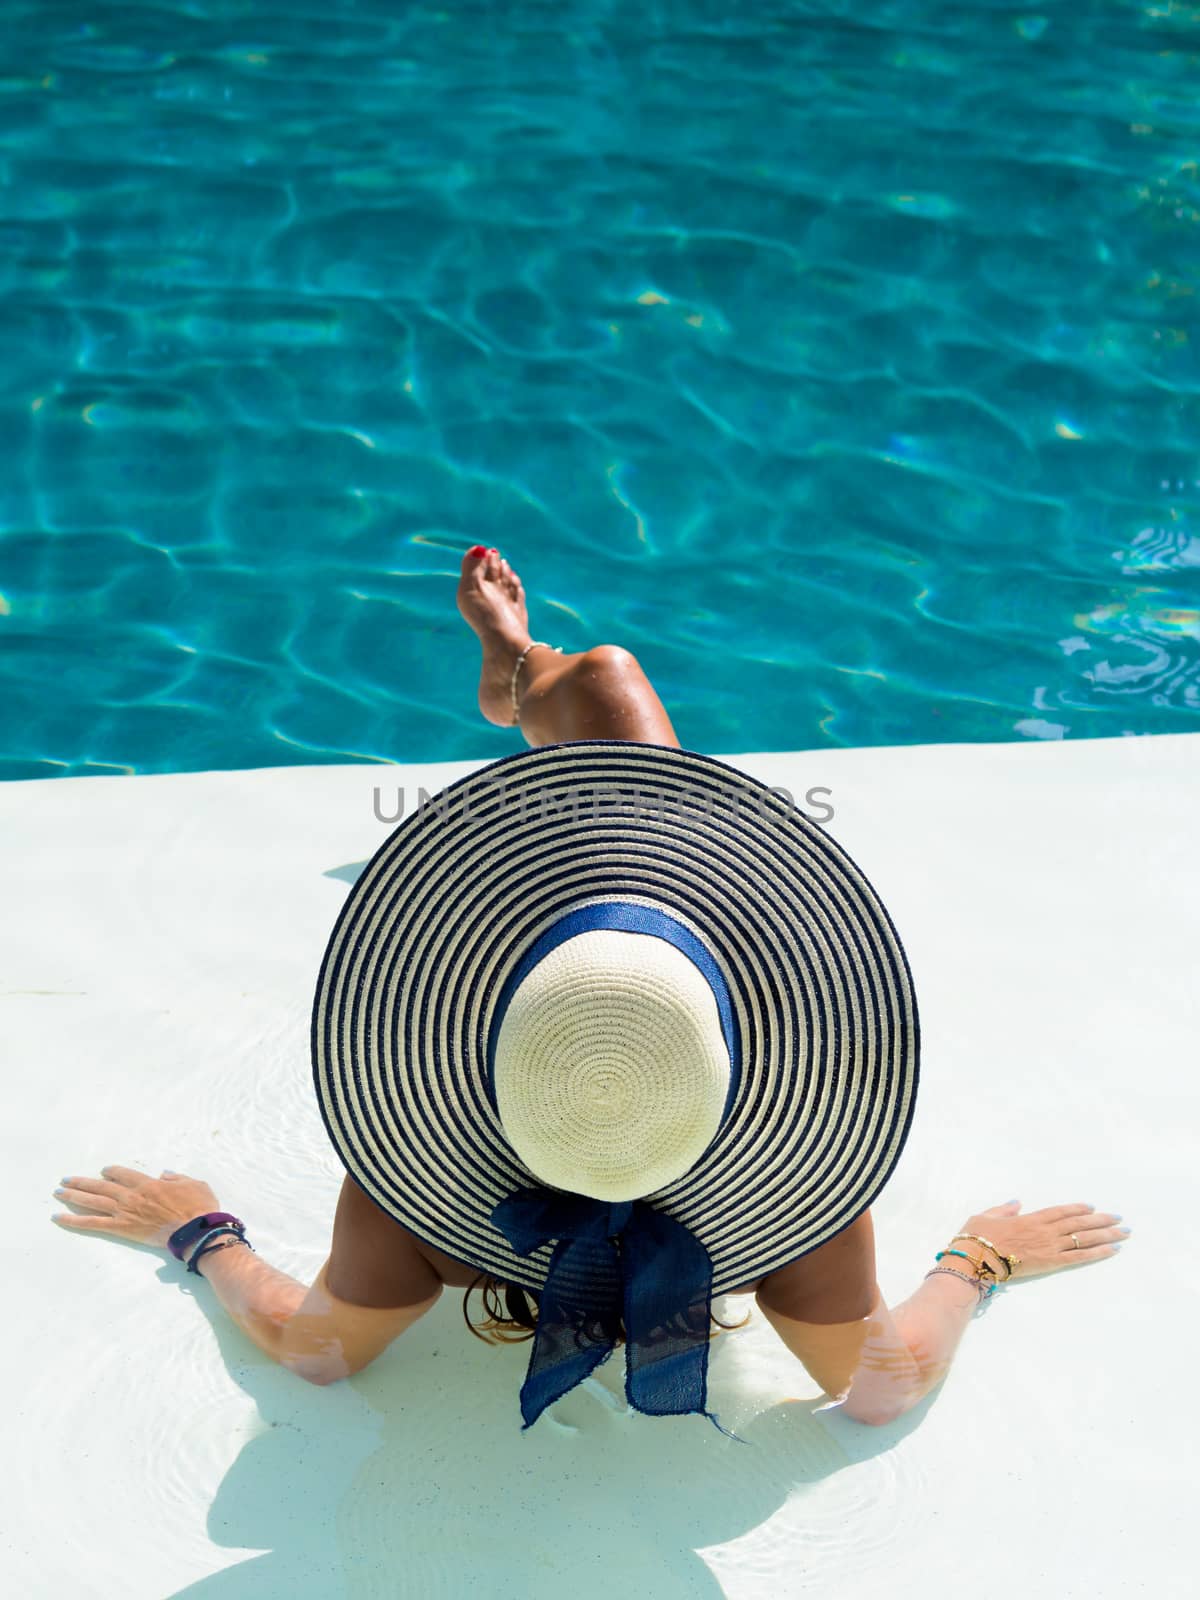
[51,545,1127,1423]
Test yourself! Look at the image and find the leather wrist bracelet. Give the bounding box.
[189,1230,254,1274]
[168,1212,246,1263]
[168,1212,255,1274]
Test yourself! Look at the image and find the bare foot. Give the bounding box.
[456,546,535,726]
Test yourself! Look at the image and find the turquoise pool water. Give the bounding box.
[2,0,1198,780]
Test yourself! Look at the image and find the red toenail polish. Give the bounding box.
[488,547,498,553]
[467,545,486,557]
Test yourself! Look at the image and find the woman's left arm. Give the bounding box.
[51,1165,441,1384]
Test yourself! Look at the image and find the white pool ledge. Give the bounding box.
[2,733,1194,1597]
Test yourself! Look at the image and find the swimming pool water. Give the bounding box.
[1,0,1197,779]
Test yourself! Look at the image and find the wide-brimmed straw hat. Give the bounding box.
[311,740,919,1438]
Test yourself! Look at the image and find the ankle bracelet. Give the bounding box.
[511,642,562,724]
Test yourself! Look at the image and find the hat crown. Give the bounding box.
[493,928,731,1202]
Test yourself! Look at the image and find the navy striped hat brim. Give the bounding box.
[311,740,919,1297]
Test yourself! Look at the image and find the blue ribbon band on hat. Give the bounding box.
[484,899,743,1120]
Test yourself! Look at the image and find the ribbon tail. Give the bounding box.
[623,1337,749,1443]
[620,1203,751,1443]
[700,1408,750,1444]
[515,1236,623,1430]
[518,1330,615,1432]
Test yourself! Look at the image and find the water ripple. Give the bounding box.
[2,0,1198,779]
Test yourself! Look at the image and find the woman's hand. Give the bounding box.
[957,1199,1126,1281]
[52,1165,222,1251]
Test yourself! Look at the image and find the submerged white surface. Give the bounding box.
[2,734,1194,1599]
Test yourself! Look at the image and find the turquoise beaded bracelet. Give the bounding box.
[926,1248,1002,1311]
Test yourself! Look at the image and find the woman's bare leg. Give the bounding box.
[455,546,680,748]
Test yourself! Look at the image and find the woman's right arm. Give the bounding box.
[755,1287,905,1423]
[758,1269,982,1424]
[759,1199,1126,1424]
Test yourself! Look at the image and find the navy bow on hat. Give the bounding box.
[490,1185,747,1442]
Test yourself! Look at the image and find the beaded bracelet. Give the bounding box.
[187,1225,256,1275]
[936,1245,1012,1289]
[937,1246,995,1276]
[924,1265,1001,1315]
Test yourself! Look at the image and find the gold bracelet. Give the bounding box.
[951,1232,1020,1281]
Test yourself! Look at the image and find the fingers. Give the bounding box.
[990,1204,1114,1223]
[1063,1239,1121,1264]
[55,1165,152,1200]
[100,1164,150,1187]
[1025,1203,1110,1225]
[1073,1215,1121,1237]
[55,1186,118,1214]
[61,1176,122,1201]
[52,1212,122,1231]
[1059,1216,1125,1264]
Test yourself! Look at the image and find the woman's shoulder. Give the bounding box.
[753,1208,877,1323]
[333,1174,481,1294]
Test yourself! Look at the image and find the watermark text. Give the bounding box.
[371,779,835,827]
